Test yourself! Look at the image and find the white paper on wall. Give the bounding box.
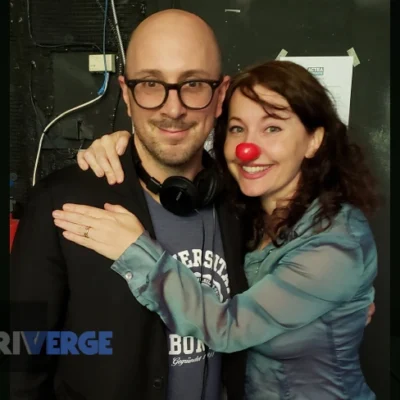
[280,56,354,125]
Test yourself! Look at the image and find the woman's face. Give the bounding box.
[223,86,323,213]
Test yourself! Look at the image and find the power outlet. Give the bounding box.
[89,54,116,73]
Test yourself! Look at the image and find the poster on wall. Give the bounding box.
[279,56,354,126]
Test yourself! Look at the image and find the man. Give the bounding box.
[11,9,248,400]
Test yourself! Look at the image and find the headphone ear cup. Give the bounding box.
[159,176,198,216]
[194,168,222,208]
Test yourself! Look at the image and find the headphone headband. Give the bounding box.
[135,162,162,194]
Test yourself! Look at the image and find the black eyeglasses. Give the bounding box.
[125,78,223,110]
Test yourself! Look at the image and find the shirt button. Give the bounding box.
[153,377,163,389]
[125,272,133,281]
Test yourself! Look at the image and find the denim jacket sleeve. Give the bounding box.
[111,231,366,353]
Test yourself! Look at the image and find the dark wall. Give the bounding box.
[10,0,391,398]
[10,0,145,203]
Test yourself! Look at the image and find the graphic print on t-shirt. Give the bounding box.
[143,190,229,400]
[168,248,230,368]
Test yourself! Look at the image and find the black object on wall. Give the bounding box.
[10,0,390,398]
[10,0,146,204]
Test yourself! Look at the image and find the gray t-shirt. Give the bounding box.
[144,191,230,400]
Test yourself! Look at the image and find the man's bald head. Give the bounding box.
[125,9,222,78]
[118,10,229,178]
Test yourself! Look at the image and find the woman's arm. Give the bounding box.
[112,231,373,353]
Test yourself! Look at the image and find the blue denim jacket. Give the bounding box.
[112,201,377,399]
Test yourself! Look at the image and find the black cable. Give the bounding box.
[194,209,208,400]
[111,87,122,131]
[196,210,206,285]
[26,0,102,52]
[94,0,124,131]
[29,61,57,149]
[211,206,216,292]
[95,0,125,73]
[95,0,124,131]
[200,207,216,400]
[195,207,217,400]
[29,61,76,158]
[29,62,45,129]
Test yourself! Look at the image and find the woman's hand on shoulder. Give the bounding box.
[77,130,131,185]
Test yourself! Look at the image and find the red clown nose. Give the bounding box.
[235,143,261,162]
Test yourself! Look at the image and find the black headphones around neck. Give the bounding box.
[132,143,222,216]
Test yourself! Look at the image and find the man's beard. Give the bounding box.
[133,119,204,168]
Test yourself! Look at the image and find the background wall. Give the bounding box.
[10,0,391,398]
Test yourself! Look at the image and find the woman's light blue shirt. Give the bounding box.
[112,201,377,399]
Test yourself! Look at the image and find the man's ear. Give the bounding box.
[215,75,231,118]
[305,126,325,158]
[118,75,132,118]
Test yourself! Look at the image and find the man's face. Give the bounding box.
[120,28,229,168]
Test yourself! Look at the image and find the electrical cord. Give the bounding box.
[29,0,126,182]
[108,0,125,129]
[195,207,217,400]
[111,88,122,131]
[29,62,45,129]
[195,209,208,400]
[96,0,125,130]
[95,0,124,74]
[98,0,110,95]
[29,61,64,153]
[31,0,111,186]
[31,73,109,186]
[110,0,126,67]
[200,206,216,400]
[30,61,86,164]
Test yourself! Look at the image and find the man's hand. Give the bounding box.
[77,130,131,185]
[52,203,145,261]
[366,302,376,326]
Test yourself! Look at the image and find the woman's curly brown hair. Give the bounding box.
[213,60,380,250]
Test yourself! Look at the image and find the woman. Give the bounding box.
[53,60,379,399]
